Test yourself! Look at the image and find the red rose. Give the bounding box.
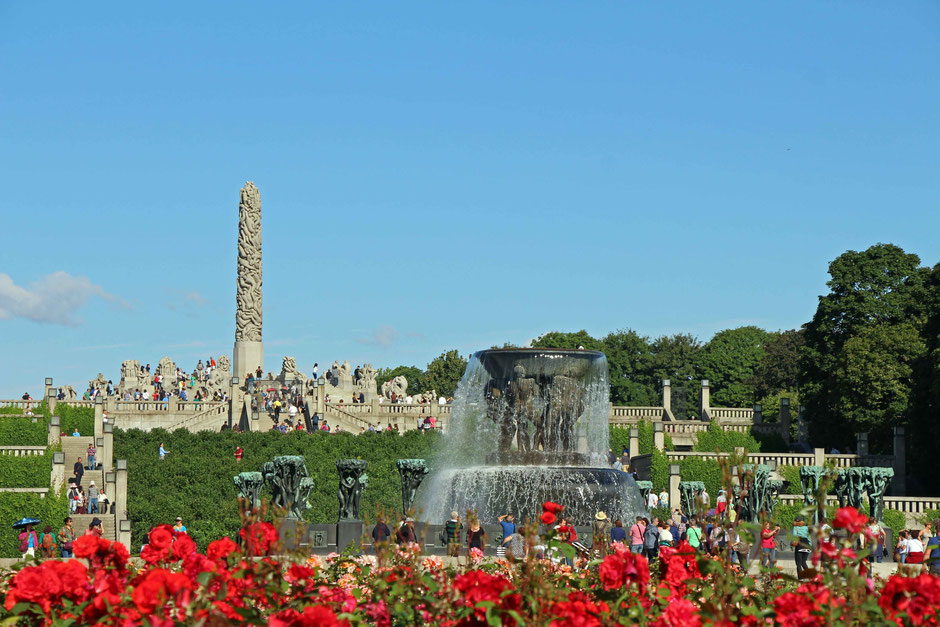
[543,501,565,514]
[132,568,192,616]
[207,536,238,560]
[541,511,557,525]
[832,507,867,535]
[239,522,279,556]
[140,544,170,564]
[662,598,702,627]
[598,548,650,592]
[170,532,197,560]
[454,570,521,624]
[73,534,110,558]
[149,525,174,550]
[270,605,347,627]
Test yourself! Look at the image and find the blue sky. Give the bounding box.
[1,2,938,397]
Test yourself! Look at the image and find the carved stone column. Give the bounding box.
[233,182,264,380]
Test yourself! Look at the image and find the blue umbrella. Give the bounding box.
[12,517,41,529]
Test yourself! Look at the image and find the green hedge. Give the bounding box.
[0,491,69,558]
[56,405,94,438]
[780,466,802,494]
[609,422,674,459]
[693,421,761,453]
[0,453,51,488]
[114,428,441,551]
[0,417,48,446]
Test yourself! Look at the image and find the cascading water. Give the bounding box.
[418,349,647,525]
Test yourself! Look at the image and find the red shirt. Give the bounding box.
[235,447,243,460]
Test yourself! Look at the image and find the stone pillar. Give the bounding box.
[233,182,264,380]
[94,395,104,441]
[118,519,132,549]
[102,423,113,472]
[814,448,825,468]
[653,421,665,451]
[105,470,117,515]
[44,377,57,414]
[669,464,681,514]
[48,416,61,447]
[857,432,869,457]
[796,405,808,443]
[51,452,65,493]
[753,404,763,424]
[629,427,639,461]
[316,379,326,415]
[115,459,128,523]
[662,379,673,420]
[892,426,906,495]
[779,398,791,443]
[699,380,710,421]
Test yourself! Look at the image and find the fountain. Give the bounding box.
[418,348,647,525]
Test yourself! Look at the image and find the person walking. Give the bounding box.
[159,443,169,461]
[39,526,57,559]
[629,516,646,554]
[86,518,103,538]
[445,512,463,557]
[19,524,38,558]
[643,517,661,560]
[86,443,97,471]
[658,489,669,510]
[73,457,84,485]
[235,446,244,462]
[611,519,627,545]
[686,518,703,551]
[371,517,391,551]
[87,481,99,515]
[58,517,75,558]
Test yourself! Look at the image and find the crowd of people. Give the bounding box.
[17,516,103,560]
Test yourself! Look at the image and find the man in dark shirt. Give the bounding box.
[73,457,84,486]
[445,512,463,557]
[371,517,391,552]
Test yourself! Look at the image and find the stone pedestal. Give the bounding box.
[115,460,128,523]
[669,464,681,515]
[51,452,65,493]
[700,380,710,421]
[857,432,869,456]
[662,380,672,419]
[337,521,364,552]
[813,448,825,468]
[779,398,791,443]
[893,427,906,495]
[94,397,104,441]
[629,428,639,461]
[233,341,264,383]
[48,416,61,447]
[653,422,665,451]
[102,423,113,472]
[280,519,311,551]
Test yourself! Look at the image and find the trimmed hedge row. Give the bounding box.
[0,491,69,558]
[114,428,441,551]
[0,453,51,488]
[0,417,48,446]
[693,421,761,453]
[56,405,94,438]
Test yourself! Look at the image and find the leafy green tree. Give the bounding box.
[696,326,771,408]
[801,244,928,448]
[375,366,426,397]
[910,263,940,488]
[649,333,701,419]
[531,330,603,351]
[751,329,804,399]
[424,350,468,398]
[600,329,656,405]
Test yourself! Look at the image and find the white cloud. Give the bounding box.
[355,325,400,347]
[0,271,130,326]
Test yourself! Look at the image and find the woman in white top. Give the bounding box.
[658,520,674,547]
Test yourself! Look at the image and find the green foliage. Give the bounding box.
[650,449,669,493]
[692,421,760,453]
[779,466,802,494]
[375,366,426,396]
[601,329,657,406]
[751,330,804,399]
[0,490,68,558]
[424,350,468,398]
[696,326,771,408]
[677,457,723,501]
[751,429,789,453]
[0,453,51,488]
[531,330,603,352]
[0,416,48,446]
[114,428,440,551]
[56,405,94,438]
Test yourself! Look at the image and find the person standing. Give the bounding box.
[897,530,911,564]
[58,517,75,558]
[629,516,646,554]
[86,443,97,471]
[924,518,940,575]
[19,524,38,558]
[497,513,516,557]
[445,512,463,557]
[97,487,109,514]
[907,532,925,566]
[87,481,99,515]
[760,522,781,568]
[716,490,727,518]
[396,517,417,545]
[611,519,627,544]
[658,520,674,548]
[647,490,659,510]
[467,520,486,555]
[700,488,711,511]
[235,446,244,462]
[658,489,669,510]
[73,457,84,485]
[792,516,812,576]
[68,483,80,513]
[592,511,612,555]
[86,518,103,538]
[686,518,703,551]
[159,443,169,461]
[643,517,660,560]
[174,517,187,533]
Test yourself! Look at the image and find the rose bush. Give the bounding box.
[1,507,939,626]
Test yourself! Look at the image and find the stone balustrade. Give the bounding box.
[0,487,50,497]
[610,406,667,420]
[0,446,46,456]
[709,407,755,421]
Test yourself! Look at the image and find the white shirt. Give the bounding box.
[660,528,673,543]
[659,491,669,506]
[647,493,659,508]
[439,397,447,405]
[908,538,924,553]
[289,405,298,417]
[405,396,413,404]
[701,491,710,506]
[898,538,910,555]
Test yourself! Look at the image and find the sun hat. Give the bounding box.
[595,511,608,521]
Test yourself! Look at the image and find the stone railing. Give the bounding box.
[61,400,95,408]
[610,406,667,421]
[0,399,39,410]
[709,407,755,421]
[166,402,231,432]
[663,421,710,434]
[0,487,50,497]
[665,450,863,468]
[777,494,940,523]
[0,446,46,457]
[111,400,226,414]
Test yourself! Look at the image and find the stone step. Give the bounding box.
[69,513,116,541]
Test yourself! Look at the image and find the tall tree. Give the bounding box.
[600,329,656,405]
[801,244,928,449]
[751,329,804,400]
[649,333,702,419]
[424,350,468,398]
[531,330,603,351]
[696,326,771,408]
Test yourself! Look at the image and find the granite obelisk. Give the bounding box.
[233,182,263,379]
